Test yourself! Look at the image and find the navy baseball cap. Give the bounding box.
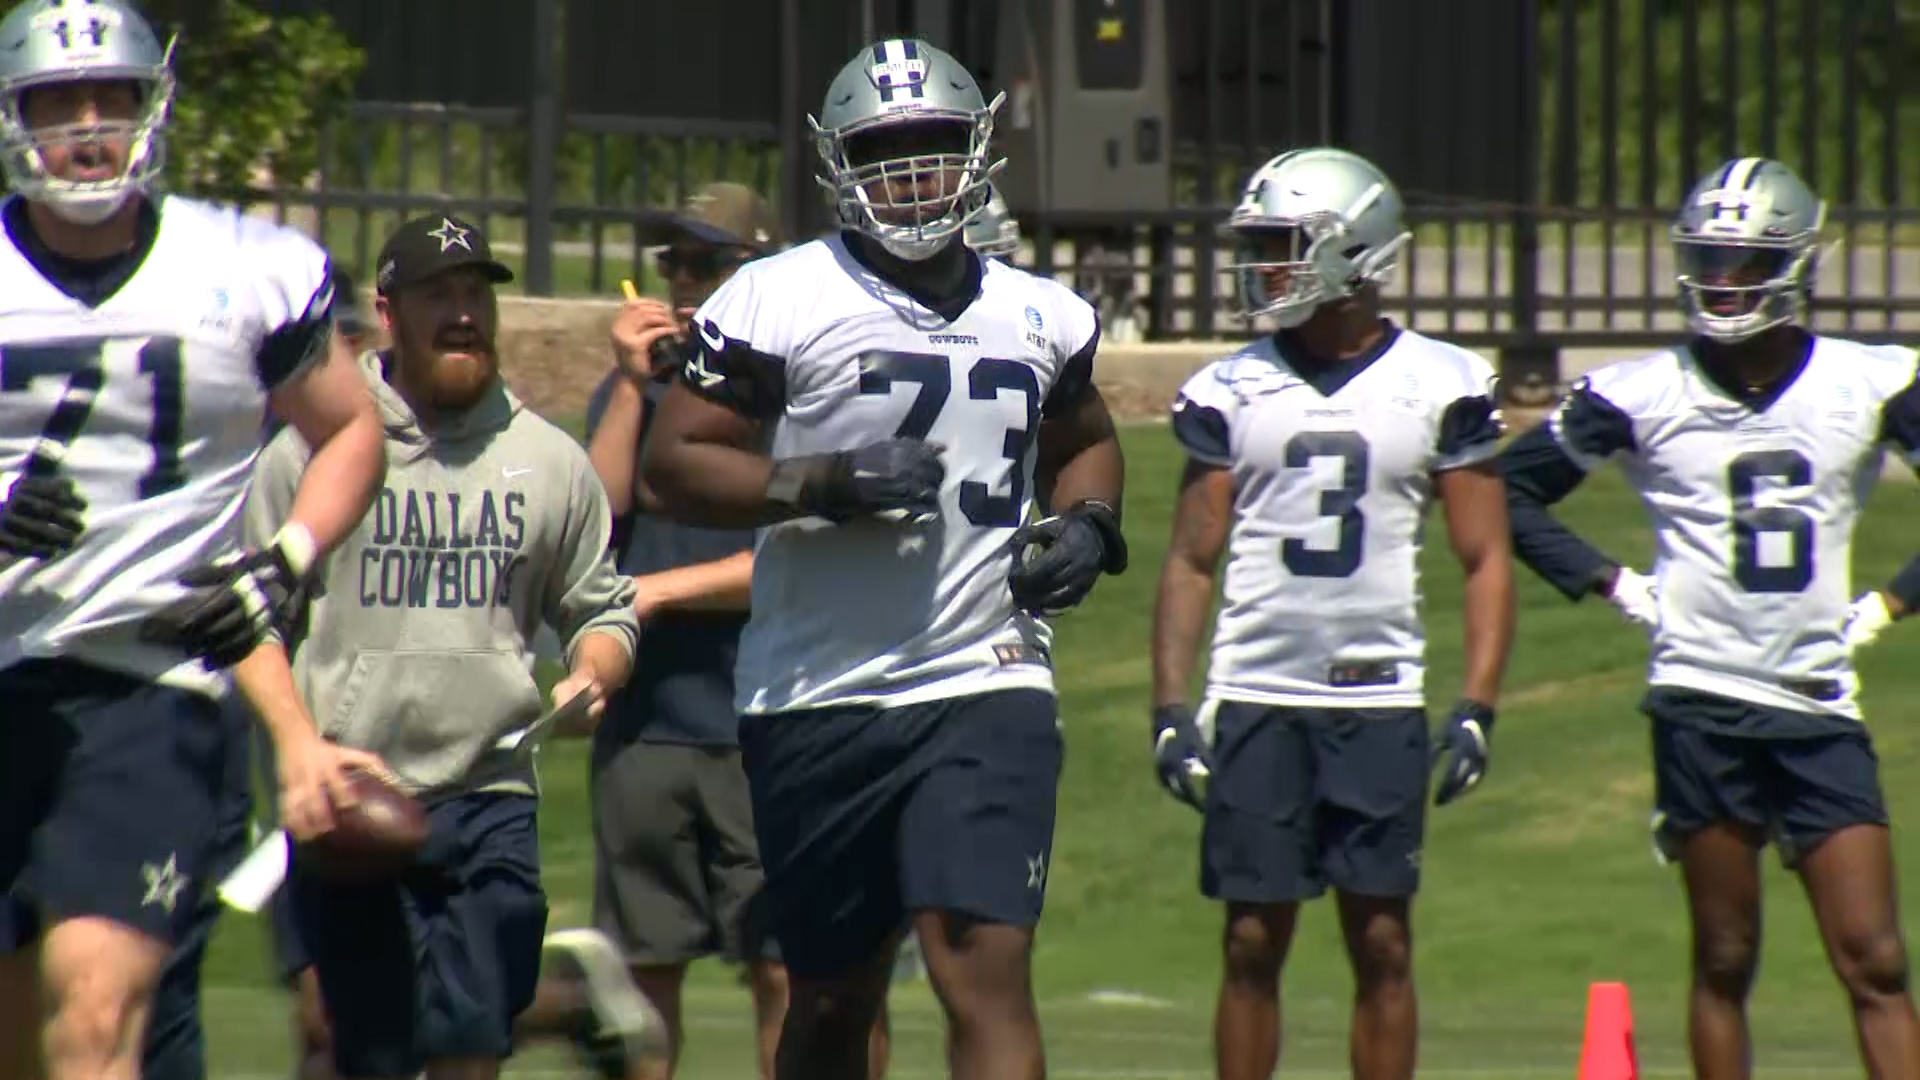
[375,214,515,295]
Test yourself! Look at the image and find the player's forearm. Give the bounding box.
[1507,490,1618,600]
[1151,561,1214,708]
[1040,433,1125,516]
[232,641,321,751]
[1458,549,1517,706]
[570,631,634,692]
[641,436,795,529]
[636,551,753,614]
[587,376,645,518]
[284,405,385,557]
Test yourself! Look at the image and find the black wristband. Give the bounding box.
[1152,702,1190,731]
[1070,498,1129,575]
[1888,556,1920,615]
[1452,699,1497,729]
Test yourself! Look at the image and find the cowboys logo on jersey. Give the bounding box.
[0,197,335,694]
[684,233,1098,712]
[1173,329,1501,707]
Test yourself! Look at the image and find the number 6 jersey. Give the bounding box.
[0,195,335,692]
[1524,339,1920,721]
[1172,327,1502,709]
[681,233,1099,714]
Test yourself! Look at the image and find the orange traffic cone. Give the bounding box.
[1578,981,1638,1080]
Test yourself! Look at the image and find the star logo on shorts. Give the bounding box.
[1026,852,1047,891]
[141,854,189,915]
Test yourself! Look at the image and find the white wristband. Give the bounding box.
[270,523,318,578]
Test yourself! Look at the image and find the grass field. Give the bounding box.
[190,424,1920,1078]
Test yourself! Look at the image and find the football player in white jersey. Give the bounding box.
[642,38,1127,1080]
[0,4,387,1079]
[1500,156,1920,1078]
[1150,148,1515,1080]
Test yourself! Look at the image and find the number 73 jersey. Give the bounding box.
[1171,328,1503,708]
[682,234,1099,713]
[1546,339,1920,719]
[0,196,335,686]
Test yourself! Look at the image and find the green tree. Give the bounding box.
[1540,0,1920,209]
[139,0,363,203]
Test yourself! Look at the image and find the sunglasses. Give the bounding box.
[654,247,749,281]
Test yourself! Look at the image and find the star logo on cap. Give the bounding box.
[427,217,472,253]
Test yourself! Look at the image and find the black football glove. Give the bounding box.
[1431,699,1495,807]
[1007,499,1128,616]
[0,473,87,560]
[1151,703,1211,811]
[764,439,946,524]
[141,526,318,670]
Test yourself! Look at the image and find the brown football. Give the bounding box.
[295,766,430,880]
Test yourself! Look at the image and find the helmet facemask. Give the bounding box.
[1674,234,1819,344]
[0,49,173,226]
[814,108,1002,263]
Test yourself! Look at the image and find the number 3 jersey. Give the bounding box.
[682,234,1100,714]
[1526,338,1920,721]
[0,195,335,693]
[1172,327,1503,708]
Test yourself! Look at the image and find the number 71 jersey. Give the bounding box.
[1548,339,1920,718]
[1172,329,1502,708]
[0,196,334,688]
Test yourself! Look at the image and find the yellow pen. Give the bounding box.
[619,279,639,301]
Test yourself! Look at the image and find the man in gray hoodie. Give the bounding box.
[235,214,644,1080]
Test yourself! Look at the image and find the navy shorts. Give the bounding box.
[289,792,548,1078]
[1201,701,1430,903]
[0,659,232,951]
[738,687,1063,981]
[1646,687,1888,866]
[141,699,255,1080]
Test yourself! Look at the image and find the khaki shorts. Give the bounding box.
[591,740,775,966]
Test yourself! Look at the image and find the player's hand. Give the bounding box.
[767,439,946,524]
[1151,703,1211,811]
[609,297,683,382]
[140,525,317,670]
[1007,499,1128,616]
[1844,591,1895,651]
[276,731,389,844]
[550,672,607,727]
[1602,566,1659,628]
[1431,700,1495,806]
[0,472,87,560]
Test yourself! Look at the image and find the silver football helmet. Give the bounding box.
[963,183,1019,259]
[0,0,172,224]
[1225,148,1411,327]
[811,38,1005,262]
[1672,157,1825,343]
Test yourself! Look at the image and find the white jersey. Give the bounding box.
[1545,337,1920,719]
[0,195,335,695]
[1172,328,1502,707]
[683,235,1100,713]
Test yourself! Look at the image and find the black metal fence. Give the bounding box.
[221,0,1919,373]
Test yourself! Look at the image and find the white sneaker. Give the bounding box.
[542,928,668,1077]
